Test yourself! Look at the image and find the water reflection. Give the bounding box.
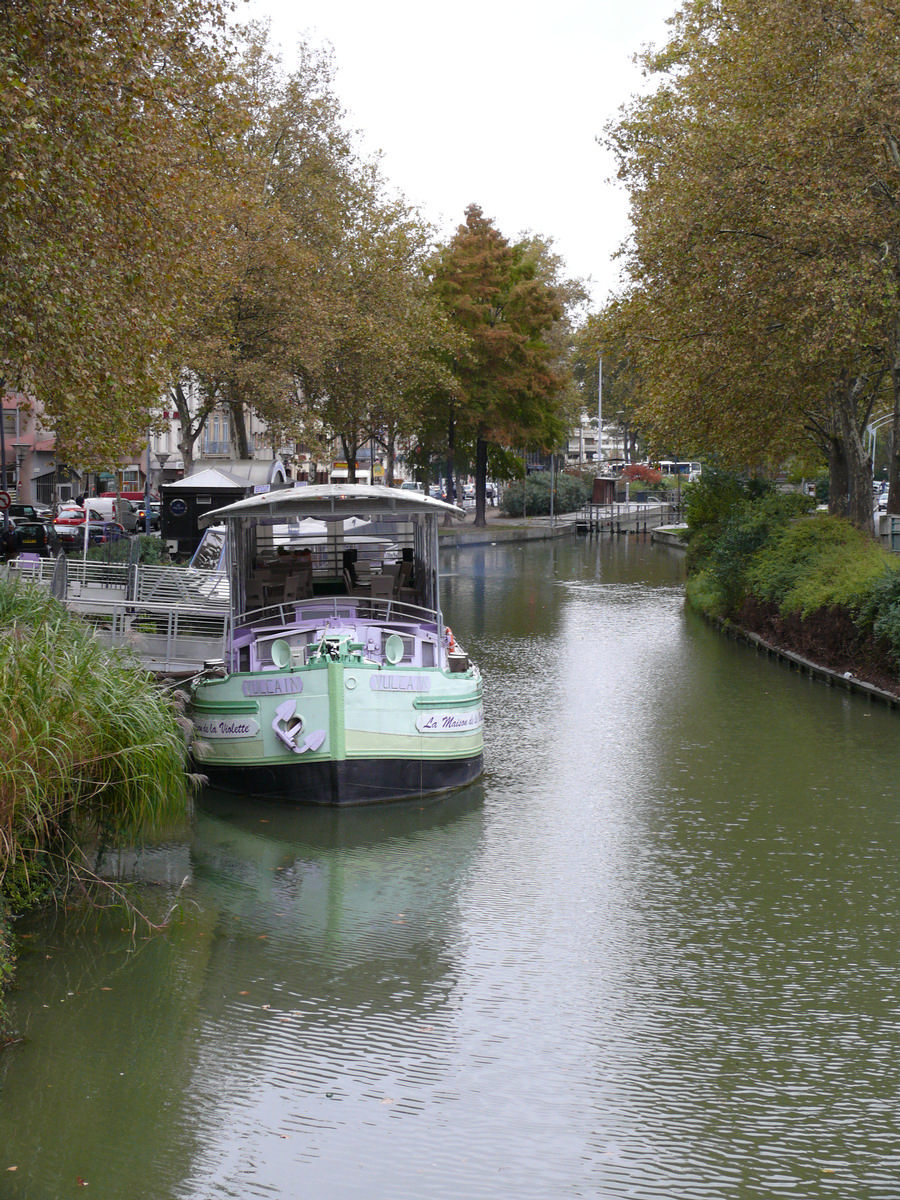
[5,537,900,1200]
[1,785,484,1200]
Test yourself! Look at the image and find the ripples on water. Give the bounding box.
[4,537,900,1199]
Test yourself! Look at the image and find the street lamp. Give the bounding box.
[12,444,28,499]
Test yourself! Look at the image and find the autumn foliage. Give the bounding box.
[619,464,662,487]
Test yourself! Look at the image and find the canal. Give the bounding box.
[3,535,900,1199]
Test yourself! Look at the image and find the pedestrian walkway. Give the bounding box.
[441,504,577,548]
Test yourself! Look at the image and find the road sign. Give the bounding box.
[0,491,10,511]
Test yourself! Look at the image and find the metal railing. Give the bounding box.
[3,556,230,675]
[575,500,682,534]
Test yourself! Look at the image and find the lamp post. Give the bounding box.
[12,444,28,500]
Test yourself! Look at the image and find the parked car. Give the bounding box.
[54,502,90,525]
[86,496,140,532]
[7,502,53,522]
[54,505,128,549]
[134,500,161,531]
[12,519,54,556]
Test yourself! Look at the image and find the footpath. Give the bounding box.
[440,504,578,548]
[441,504,688,550]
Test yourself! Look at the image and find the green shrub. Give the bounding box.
[683,468,752,543]
[701,491,815,613]
[746,513,891,616]
[853,566,900,667]
[685,568,731,619]
[500,471,591,516]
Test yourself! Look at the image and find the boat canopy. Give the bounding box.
[198,483,466,529]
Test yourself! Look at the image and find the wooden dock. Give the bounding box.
[575,500,682,535]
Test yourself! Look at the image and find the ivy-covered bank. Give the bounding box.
[0,577,193,1043]
[683,471,900,697]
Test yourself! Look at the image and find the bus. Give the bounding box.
[657,460,702,481]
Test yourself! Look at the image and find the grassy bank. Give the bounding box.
[683,471,900,696]
[0,575,193,1042]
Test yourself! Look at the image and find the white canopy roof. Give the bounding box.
[198,483,465,529]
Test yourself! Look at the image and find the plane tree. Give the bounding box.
[603,0,900,530]
[164,33,362,468]
[0,0,239,464]
[296,190,455,485]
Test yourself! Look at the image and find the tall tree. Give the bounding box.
[604,0,900,529]
[427,205,575,526]
[298,191,453,484]
[167,32,358,468]
[0,0,237,468]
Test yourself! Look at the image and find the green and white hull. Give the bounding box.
[191,636,483,805]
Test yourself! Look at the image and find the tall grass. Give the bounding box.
[0,577,192,906]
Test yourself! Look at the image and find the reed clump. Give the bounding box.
[0,576,193,910]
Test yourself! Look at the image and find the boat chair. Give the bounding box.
[392,559,412,595]
[343,567,369,599]
[296,562,313,599]
[368,572,394,615]
[393,557,418,604]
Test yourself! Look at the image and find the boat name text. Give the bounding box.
[194,716,260,739]
[416,710,483,733]
[370,674,431,693]
[242,675,304,697]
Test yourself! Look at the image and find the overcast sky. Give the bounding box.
[240,0,676,308]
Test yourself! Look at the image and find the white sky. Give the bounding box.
[239,0,675,309]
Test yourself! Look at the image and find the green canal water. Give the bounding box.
[3,535,900,1199]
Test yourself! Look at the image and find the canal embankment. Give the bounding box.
[445,501,900,710]
[439,507,577,548]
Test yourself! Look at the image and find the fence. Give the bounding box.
[3,556,230,676]
[575,500,682,534]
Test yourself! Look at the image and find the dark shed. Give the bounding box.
[161,460,288,557]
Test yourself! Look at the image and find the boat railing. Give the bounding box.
[233,592,438,634]
[231,594,446,673]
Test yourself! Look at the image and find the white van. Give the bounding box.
[87,496,139,531]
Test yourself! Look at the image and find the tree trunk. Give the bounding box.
[341,433,358,483]
[834,376,873,533]
[473,434,488,527]
[827,435,848,519]
[443,411,456,524]
[228,396,250,460]
[170,381,199,473]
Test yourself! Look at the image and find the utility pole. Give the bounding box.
[598,355,603,468]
